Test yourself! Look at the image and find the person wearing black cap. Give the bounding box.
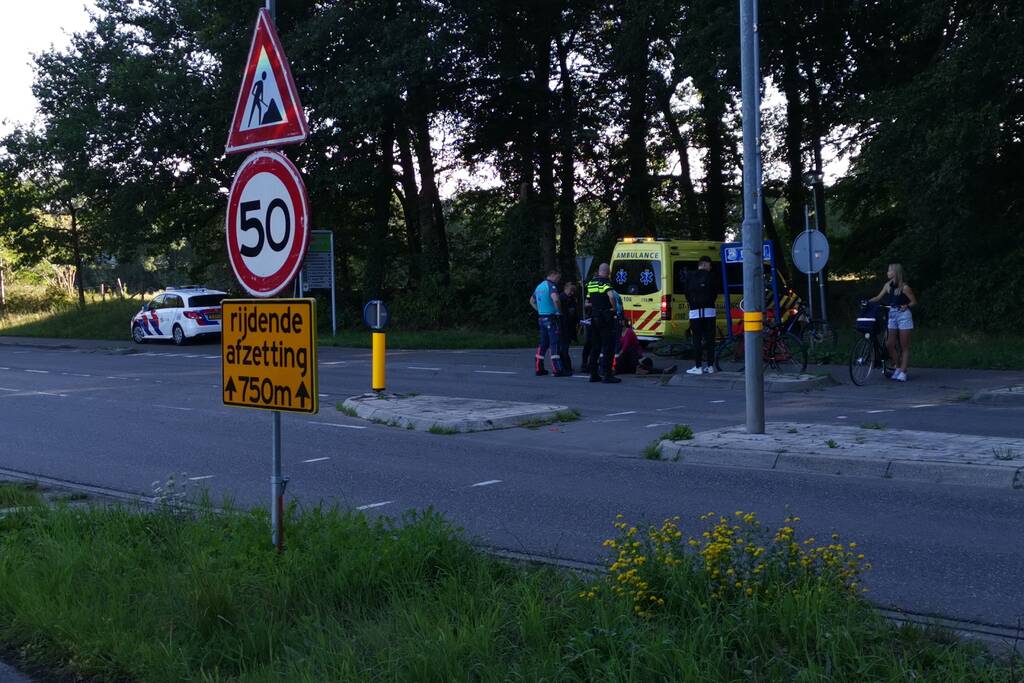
[683,255,719,374]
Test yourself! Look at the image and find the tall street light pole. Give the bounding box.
[739,0,765,433]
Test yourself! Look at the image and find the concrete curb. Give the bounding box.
[342,393,572,433]
[666,371,836,393]
[656,442,1023,490]
[971,386,1024,406]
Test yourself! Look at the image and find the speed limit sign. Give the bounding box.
[225,150,310,297]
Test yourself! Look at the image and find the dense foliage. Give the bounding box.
[1,0,1020,330]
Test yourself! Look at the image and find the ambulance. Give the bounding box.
[608,237,798,343]
[608,238,726,342]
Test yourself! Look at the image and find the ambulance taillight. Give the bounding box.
[661,295,672,320]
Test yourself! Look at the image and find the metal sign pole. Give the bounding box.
[330,233,337,336]
[266,0,283,553]
[739,0,765,433]
[803,209,814,345]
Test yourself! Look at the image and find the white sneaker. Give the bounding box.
[703,366,715,374]
[895,370,908,382]
[686,366,703,375]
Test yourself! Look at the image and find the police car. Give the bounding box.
[130,286,226,345]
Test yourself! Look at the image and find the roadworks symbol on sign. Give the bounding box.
[222,298,318,414]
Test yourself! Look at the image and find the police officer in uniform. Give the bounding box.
[585,263,621,383]
[529,269,568,376]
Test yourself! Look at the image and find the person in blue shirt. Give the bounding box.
[529,270,569,376]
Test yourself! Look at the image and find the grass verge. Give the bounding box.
[0,482,43,508]
[0,297,145,341]
[0,494,1015,682]
[517,409,581,429]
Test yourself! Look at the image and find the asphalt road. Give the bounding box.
[1,337,1022,629]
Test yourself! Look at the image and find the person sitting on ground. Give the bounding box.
[614,322,677,375]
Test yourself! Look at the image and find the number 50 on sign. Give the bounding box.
[226,150,310,297]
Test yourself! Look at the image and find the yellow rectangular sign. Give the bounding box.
[221,298,318,414]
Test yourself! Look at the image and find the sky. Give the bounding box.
[0,1,97,135]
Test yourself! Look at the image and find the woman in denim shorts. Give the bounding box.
[869,264,917,382]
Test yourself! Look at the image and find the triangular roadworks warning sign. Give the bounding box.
[226,8,308,155]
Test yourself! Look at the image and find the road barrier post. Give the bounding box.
[372,332,386,392]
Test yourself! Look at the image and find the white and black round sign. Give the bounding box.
[225,150,309,297]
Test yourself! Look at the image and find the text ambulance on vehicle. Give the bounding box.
[608,237,801,343]
[609,238,727,342]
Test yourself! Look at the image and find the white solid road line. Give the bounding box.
[302,457,331,463]
[644,423,670,428]
[188,475,215,481]
[356,501,393,510]
[407,366,442,371]
[912,404,937,408]
[319,393,329,398]
[307,421,367,430]
[606,410,636,417]
[0,387,18,392]
[470,479,502,487]
[474,370,516,375]
[154,405,193,411]
[867,409,894,414]
[655,404,687,412]
[321,361,348,366]
[710,399,726,404]
[836,415,848,419]
[25,369,49,374]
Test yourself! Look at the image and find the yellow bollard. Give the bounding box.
[372,331,386,392]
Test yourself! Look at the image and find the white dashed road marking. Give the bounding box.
[470,480,502,487]
[25,369,49,374]
[911,404,937,408]
[356,501,393,511]
[0,387,18,392]
[154,405,193,411]
[303,457,331,463]
[656,405,687,412]
[408,366,442,371]
[867,409,893,414]
[836,415,848,420]
[644,423,670,428]
[606,410,636,417]
[474,370,516,375]
[710,400,726,404]
[188,475,215,481]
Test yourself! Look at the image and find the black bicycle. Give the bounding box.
[849,303,901,386]
[785,302,838,352]
[714,320,808,374]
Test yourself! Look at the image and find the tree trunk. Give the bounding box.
[781,41,806,246]
[700,86,728,241]
[0,257,6,309]
[70,208,86,307]
[654,74,701,236]
[534,15,557,274]
[365,118,396,300]
[555,34,578,279]
[410,105,449,280]
[622,10,652,235]
[395,119,422,285]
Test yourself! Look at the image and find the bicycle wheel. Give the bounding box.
[714,336,745,372]
[802,322,839,351]
[769,331,808,374]
[849,335,875,386]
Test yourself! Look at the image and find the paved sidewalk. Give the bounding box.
[342,393,573,432]
[660,422,1024,489]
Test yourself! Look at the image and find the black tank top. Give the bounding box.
[887,281,910,307]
